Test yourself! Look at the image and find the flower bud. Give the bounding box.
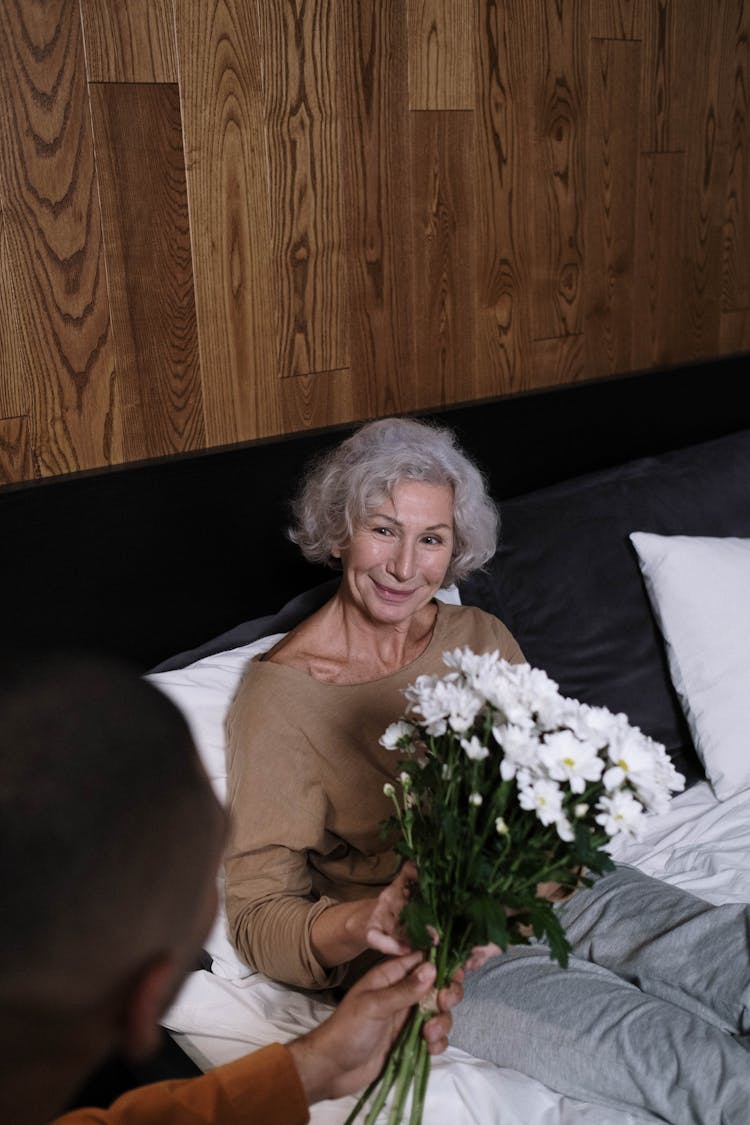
[469,792,483,807]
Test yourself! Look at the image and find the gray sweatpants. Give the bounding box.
[449,865,750,1123]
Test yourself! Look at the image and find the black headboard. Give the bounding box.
[2,355,748,670]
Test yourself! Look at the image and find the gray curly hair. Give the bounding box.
[288,417,499,586]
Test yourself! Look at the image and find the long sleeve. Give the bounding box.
[54,1044,309,1125]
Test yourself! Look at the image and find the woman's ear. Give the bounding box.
[118,954,179,1061]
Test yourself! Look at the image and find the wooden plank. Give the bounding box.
[719,0,750,312]
[408,0,474,110]
[632,151,686,369]
[678,1,726,359]
[531,332,585,388]
[279,368,357,434]
[410,111,476,410]
[473,0,534,396]
[80,0,177,83]
[89,82,205,461]
[589,0,642,41]
[174,0,281,445]
[0,0,115,478]
[584,38,641,378]
[530,0,587,340]
[0,203,27,418]
[338,0,416,417]
[0,416,32,485]
[719,307,750,352]
[258,0,348,380]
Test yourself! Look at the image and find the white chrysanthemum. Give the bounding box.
[379,720,417,750]
[518,776,564,827]
[460,735,490,762]
[539,729,605,794]
[494,723,544,780]
[602,729,665,794]
[595,790,644,838]
[555,814,574,842]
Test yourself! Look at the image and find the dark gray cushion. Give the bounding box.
[460,428,750,786]
[149,578,340,673]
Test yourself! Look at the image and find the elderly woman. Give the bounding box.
[225,417,750,1124]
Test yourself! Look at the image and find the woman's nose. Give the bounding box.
[387,541,416,581]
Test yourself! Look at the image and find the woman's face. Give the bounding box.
[333,480,455,626]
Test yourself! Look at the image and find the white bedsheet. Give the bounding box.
[163,781,750,1123]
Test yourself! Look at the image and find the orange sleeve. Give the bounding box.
[53,1043,310,1125]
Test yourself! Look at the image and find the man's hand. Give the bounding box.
[286,950,463,1105]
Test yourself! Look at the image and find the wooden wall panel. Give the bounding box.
[0,0,114,479]
[174,0,280,445]
[632,152,685,368]
[408,0,474,110]
[0,416,32,485]
[473,0,534,398]
[720,0,750,314]
[530,1,587,341]
[339,0,416,418]
[590,0,643,41]
[80,0,177,83]
[0,0,748,487]
[680,1,727,359]
[90,82,205,460]
[585,38,641,377]
[258,0,348,380]
[411,111,476,408]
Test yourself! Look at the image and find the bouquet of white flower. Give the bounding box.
[344,648,684,1125]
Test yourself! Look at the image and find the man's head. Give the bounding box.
[0,651,225,1072]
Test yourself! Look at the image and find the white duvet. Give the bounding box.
[163,780,750,1124]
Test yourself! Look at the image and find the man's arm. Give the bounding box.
[54,952,462,1124]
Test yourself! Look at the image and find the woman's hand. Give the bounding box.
[309,861,418,969]
[364,860,417,955]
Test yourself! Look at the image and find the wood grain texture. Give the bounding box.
[585,38,640,377]
[530,0,587,340]
[474,0,534,397]
[408,0,474,110]
[720,0,750,312]
[79,0,177,83]
[338,0,416,417]
[258,0,348,379]
[90,82,205,461]
[174,0,281,445]
[279,367,357,433]
[531,331,585,387]
[632,152,685,368]
[679,1,726,359]
[0,0,114,478]
[411,111,476,409]
[0,416,32,485]
[0,203,28,417]
[589,0,642,41]
[720,306,750,350]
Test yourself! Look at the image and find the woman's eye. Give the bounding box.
[373,526,393,536]
[422,535,442,546]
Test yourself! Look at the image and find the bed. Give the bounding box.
[3,354,750,1122]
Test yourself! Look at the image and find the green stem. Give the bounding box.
[408,1038,431,1125]
[386,1009,425,1124]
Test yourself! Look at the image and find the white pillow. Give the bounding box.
[148,633,285,978]
[630,532,750,800]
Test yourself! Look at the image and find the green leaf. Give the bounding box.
[466,895,510,949]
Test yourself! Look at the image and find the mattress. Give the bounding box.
[163,779,750,1123]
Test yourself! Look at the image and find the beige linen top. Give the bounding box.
[224,602,524,990]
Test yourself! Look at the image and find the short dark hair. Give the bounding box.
[0,651,223,1007]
